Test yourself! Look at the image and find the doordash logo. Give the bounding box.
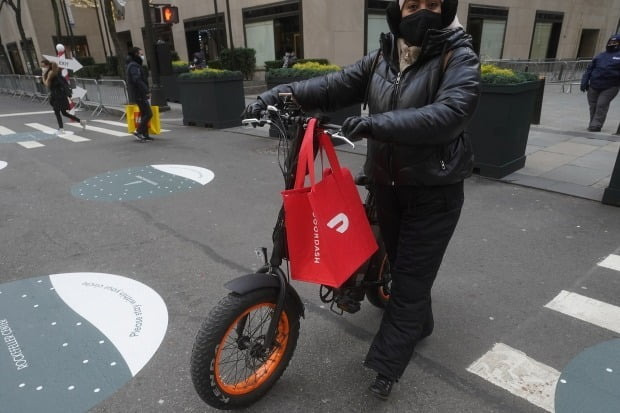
[327,213,349,234]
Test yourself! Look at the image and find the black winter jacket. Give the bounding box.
[259,28,481,186]
[126,56,149,102]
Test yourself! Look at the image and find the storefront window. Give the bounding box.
[529,11,563,60]
[366,0,390,53]
[0,46,12,74]
[243,1,301,66]
[467,5,508,60]
[245,21,276,67]
[184,14,227,63]
[52,36,91,58]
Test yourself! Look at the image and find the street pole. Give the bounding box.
[213,0,221,57]
[602,147,620,206]
[94,0,109,58]
[226,0,233,48]
[141,0,169,111]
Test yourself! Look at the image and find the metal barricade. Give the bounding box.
[21,75,39,101]
[74,77,102,116]
[482,59,592,93]
[33,75,50,103]
[97,79,129,120]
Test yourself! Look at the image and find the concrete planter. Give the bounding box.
[161,73,185,103]
[178,74,244,129]
[466,81,540,179]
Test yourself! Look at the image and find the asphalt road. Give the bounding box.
[1,96,619,413]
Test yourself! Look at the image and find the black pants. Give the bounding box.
[364,181,464,380]
[54,108,80,129]
[587,86,619,129]
[135,98,152,137]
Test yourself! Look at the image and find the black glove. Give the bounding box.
[341,116,373,141]
[241,98,267,119]
[580,83,589,92]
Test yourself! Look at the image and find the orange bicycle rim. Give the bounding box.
[214,302,290,395]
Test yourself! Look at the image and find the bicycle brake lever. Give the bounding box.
[328,131,355,149]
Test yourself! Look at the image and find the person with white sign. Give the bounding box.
[43,61,87,135]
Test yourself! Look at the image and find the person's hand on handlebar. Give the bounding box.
[342,116,373,141]
[241,98,268,119]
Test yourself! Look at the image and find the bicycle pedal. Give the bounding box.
[333,295,361,314]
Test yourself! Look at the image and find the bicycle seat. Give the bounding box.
[354,172,370,186]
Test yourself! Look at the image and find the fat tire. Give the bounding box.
[190,288,300,410]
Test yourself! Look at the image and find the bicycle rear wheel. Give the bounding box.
[364,246,391,309]
[191,288,301,410]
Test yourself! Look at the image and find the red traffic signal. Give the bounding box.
[161,6,179,24]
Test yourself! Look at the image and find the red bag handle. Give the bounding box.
[293,118,344,189]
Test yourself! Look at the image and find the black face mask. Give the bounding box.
[398,9,443,46]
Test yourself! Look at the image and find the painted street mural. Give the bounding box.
[0,273,168,413]
[71,164,215,201]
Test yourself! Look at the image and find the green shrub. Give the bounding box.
[265,60,284,70]
[77,64,107,79]
[171,50,180,61]
[267,61,341,80]
[206,59,223,70]
[481,64,538,84]
[264,58,329,70]
[77,56,96,66]
[172,61,190,74]
[219,48,256,80]
[178,68,243,81]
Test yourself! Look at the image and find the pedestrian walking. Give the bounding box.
[243,0,480,400]
[580,34,620,132]
[282,46,298,68]
[126,47,152,141]
[42,61,86,135]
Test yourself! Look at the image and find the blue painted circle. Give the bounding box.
[0,273,168,413]
[555,339,620,413]
[71,165,214,201]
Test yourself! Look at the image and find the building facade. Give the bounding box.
[2,0,620,75]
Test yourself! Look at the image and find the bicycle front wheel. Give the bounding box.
[190,288,301,410]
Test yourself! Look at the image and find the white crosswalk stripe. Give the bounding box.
[0,126,15,135]
[18,141,45,148]
[545,290,620,334]
[468,253,620,412]
[467,343,560,412]
[2,119,169,148]
[92,119,171,132]
[598,254,620,272]
[65,123,130,137]
[25,123,90,143]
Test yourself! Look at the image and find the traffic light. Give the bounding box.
[161,6,179,24]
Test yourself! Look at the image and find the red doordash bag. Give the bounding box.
[281,118,378,287]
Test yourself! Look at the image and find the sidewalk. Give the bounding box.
[503,83,620,202]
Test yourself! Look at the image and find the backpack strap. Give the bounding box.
[363,50,382,111]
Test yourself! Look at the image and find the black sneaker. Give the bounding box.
[368,374,393,400]
[132,131,146,141]
[143,135,154,141]
[588,126,601,132]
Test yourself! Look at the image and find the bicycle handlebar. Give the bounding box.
[242,107,355,148]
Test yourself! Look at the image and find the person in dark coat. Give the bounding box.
[580,34,620,132]
[126,47,152,141]
[43,61,86,135]
[243,0,480,400]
